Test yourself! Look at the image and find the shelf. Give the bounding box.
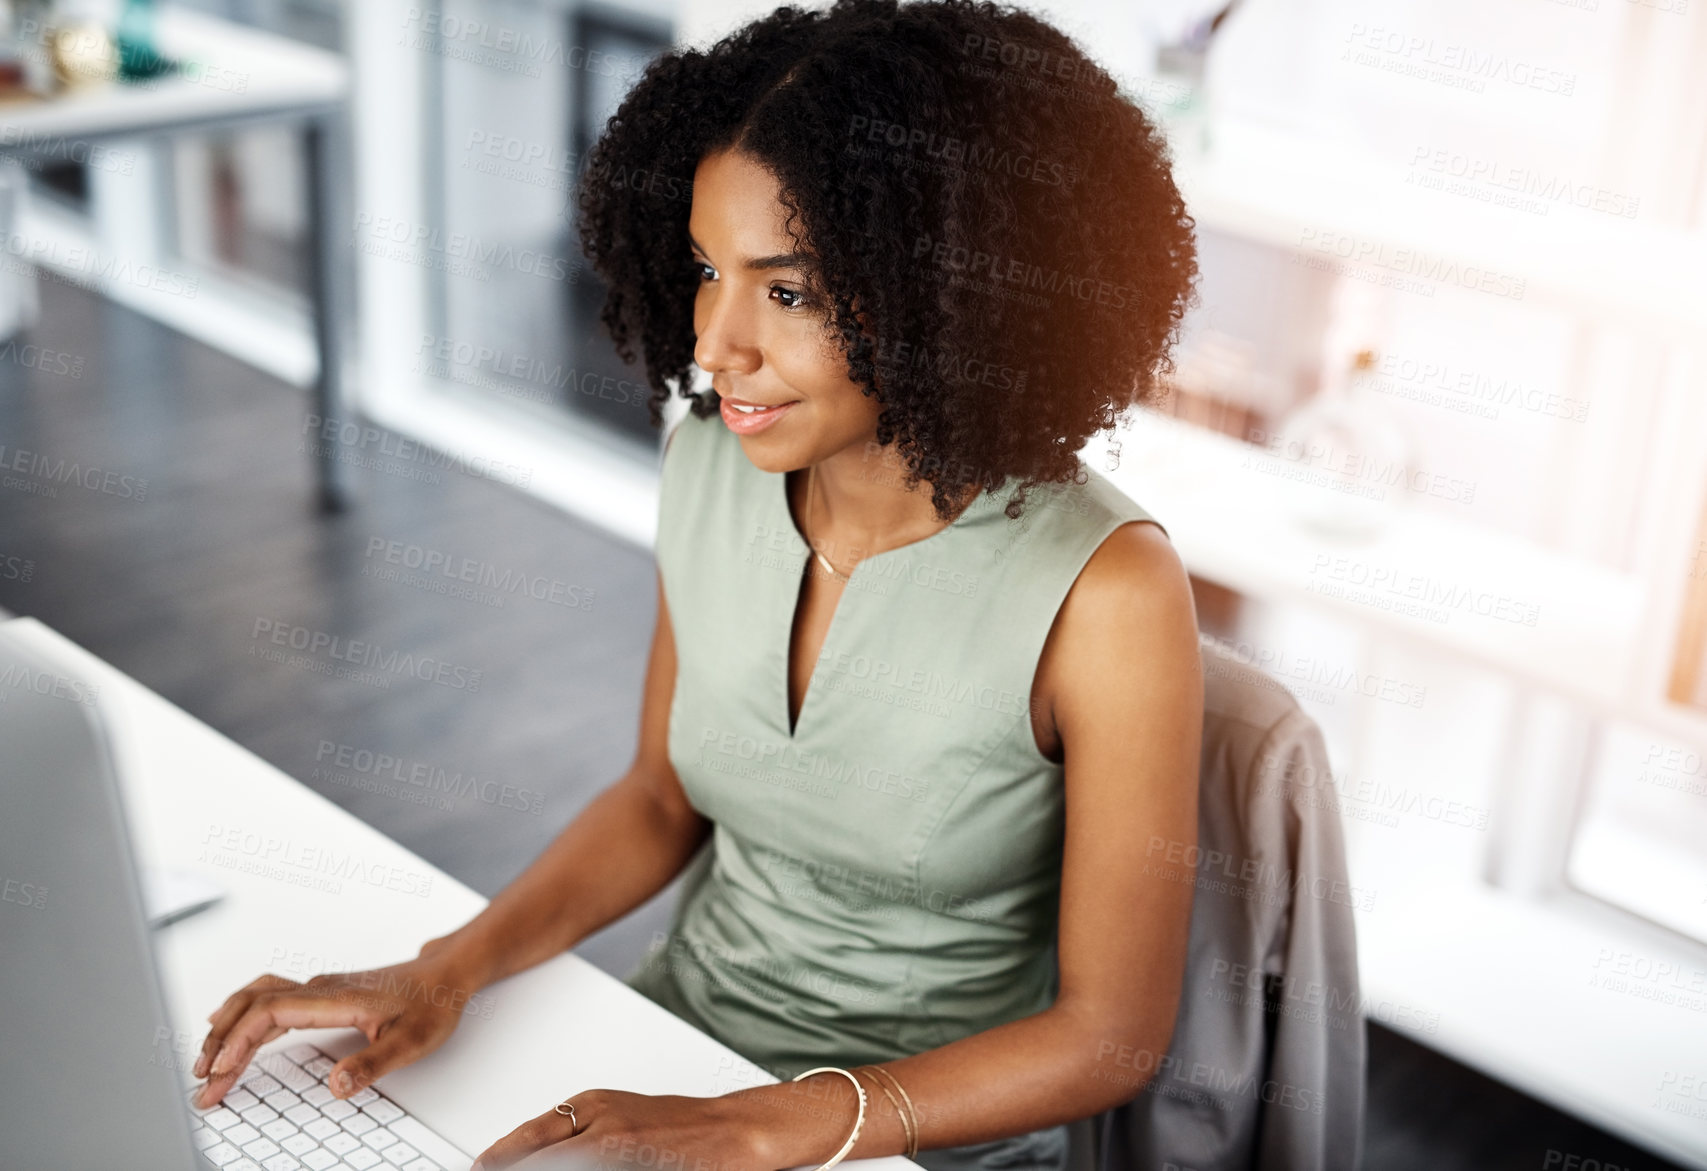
[1084,410,1646,713]
[0,5,348,143]
[1169,116,1707,337]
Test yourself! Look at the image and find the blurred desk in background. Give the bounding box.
[0,5,353,510]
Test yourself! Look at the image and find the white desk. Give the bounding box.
[5,617,916,1168]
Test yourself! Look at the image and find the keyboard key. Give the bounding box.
[349,1087,379,1107]
[226,1089,261,1113]
[302,1085,335,1107]
[304,1056,336,1078]
[203,1143,242,1167]
[344,1149,382,1170]
[301,1152,338,1171]
[284,1044,321,1063]
[285,1102,320,1126]
[240,1103,281,1127]
[303,1117,340,1141]
[282,1132,319,1155]
[247,1074,285,1097]
[363,1100,404,1126]
[193,1127,224,1150]
[324,1132,361,1156]
[402,1159,442,1171]
[265,1087,303,1112]
[261,1117,299,1142]
[277,1064,318,1093]
[263,1153,304,1171]
[229,1161,265,1171]
[361,1127,397,1151]
[225,1123,262,1146]
[205,1108,243,1130]
[322,1099,357,1122]
[342,1113,378,1136]
[380,1142,417,1165]
[241,1137,281,1161]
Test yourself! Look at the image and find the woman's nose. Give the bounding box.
[693,290,760,376]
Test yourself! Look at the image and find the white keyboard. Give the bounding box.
[186,1042,473,1171]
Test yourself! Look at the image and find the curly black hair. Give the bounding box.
[575,0,1198,521]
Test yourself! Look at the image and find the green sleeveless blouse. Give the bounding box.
[624,405,1161,1171]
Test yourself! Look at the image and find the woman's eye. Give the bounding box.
[691,261,808,312]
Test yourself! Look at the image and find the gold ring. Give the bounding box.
[553,1099,578,1134]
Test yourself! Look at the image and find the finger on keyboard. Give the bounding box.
[190,1044,467,1171]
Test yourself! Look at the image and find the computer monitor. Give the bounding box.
[0,622,210,1168]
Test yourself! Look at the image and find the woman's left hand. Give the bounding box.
[470,1088,772,1171]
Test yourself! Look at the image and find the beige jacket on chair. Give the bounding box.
[1069,638,1367,1171]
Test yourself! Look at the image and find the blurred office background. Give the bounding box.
[1,0,1705,1167]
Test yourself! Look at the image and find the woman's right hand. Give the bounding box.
[191,941,480,1110]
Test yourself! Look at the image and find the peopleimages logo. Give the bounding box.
[250,618,484,692]
[1093,1041,1328,1115]
[0,232,200,299]
[0,443,149,501]
[0,551,35,584]
[911,233,1137,310]
[1306,554,1542,627]
[845,114,1073,188]
[362,536,596,611]
[816,650,1027,717]
[695,727,931,803]
[352,212,572,283]
[1144,835,1379,912]
[413,333,649,409]
[1,877,48,910]
[0,340,85,378]
[0,660,99,706]
[0,126,135,175]
[300,415,532,489]
[313,740,544,816]
[1293,228,1526,301]
[199,823,432,898]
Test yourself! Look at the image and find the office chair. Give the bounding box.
[1064,635,1367,1171]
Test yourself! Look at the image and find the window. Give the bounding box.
[423,0,672,449]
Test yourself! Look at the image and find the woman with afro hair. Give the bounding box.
[190,3,1205,1169]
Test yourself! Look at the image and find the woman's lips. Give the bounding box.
[719,396,800,435]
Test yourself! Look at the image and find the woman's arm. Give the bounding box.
[194,567,710,1104]
[727,520,1203,1166]
[429,566,712,993]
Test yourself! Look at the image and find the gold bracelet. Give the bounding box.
[854,1067,914,1159]
[862,1065,919,1160]
[871,1067,919,1160]
[861,1070,912,1157]
[791,1066,867,1171]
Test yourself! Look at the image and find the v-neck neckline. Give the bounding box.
[769,460,1010,742]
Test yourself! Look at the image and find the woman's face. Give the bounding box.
[688,147,882,474]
